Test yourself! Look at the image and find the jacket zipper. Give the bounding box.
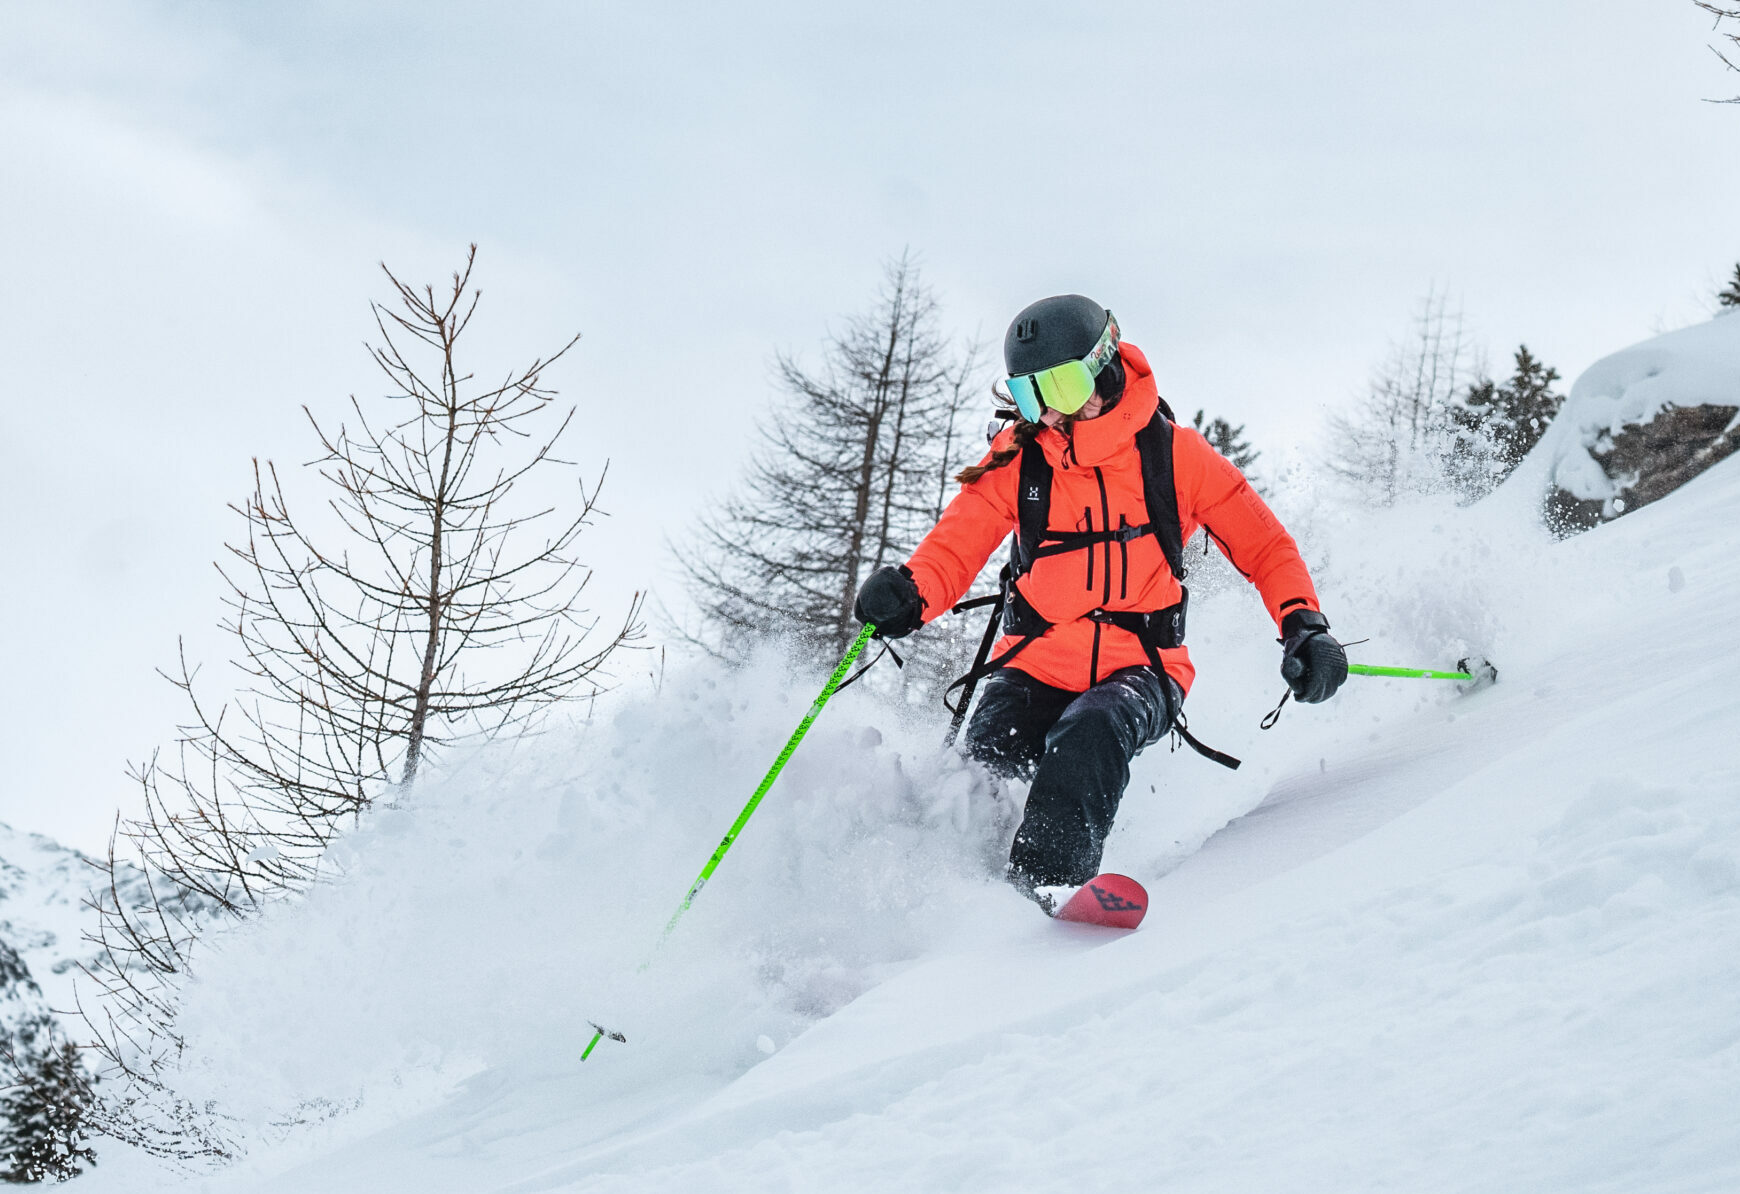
[1094,467,1112,604]
[1083,505,1094,591]
[1118,514,1130,599]
[1090,619,1102,687]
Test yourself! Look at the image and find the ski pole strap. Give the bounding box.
[1261,660,1473,734]
[1258,688,1290,730]
[833,638,903,693]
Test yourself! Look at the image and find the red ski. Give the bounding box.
[1052,873,1148,930]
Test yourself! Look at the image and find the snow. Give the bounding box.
[67,345,1740,1191]
[0,823,113,1020]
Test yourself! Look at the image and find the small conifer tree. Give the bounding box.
[1190,410,1262,476]
[1719,263,1740,308]
[0,1040,96,1184]
[1456,344,1564,487]
[1186,409,1267,573]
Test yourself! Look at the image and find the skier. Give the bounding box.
[853,294,1347,907]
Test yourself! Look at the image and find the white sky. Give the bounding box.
[3,0,1737,851]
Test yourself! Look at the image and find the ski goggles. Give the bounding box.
[1006,310,1121,423]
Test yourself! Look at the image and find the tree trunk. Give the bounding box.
[836,281,906,649]
[402,327,462,789]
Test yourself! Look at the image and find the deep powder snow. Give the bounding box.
[74,318,1740,1194]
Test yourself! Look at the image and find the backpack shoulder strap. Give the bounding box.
[1015,433,1052,572]
[1135,412,1186,582]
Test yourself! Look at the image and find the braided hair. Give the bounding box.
[953,356,1127,485]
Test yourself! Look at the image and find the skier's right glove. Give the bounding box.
[1279,609,1348,704]
[854,565,925,639]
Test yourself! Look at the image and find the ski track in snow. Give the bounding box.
[80,368,1740,1190]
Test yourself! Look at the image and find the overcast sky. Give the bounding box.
[3,1,1737,851]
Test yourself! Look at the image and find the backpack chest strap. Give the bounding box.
[1028,522,1156,559]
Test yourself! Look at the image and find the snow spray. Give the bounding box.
[582,623,879,1061]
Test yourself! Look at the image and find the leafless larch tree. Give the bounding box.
[675,254,987,694]
[1325,288,1484,507]
[77,246,643,1158]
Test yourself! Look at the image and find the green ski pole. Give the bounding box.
[663,622,877,934]
[582,622,879,1061]
[1347,663,1471,681]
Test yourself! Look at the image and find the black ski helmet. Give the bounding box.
[1004,294,1125,403]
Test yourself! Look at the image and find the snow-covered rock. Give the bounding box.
[1524,311,1740,532]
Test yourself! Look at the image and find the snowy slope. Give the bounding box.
[75,413,1740,1190]
[0,822,114,1026]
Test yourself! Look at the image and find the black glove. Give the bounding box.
[1279,609,1347,704]
[854,565,925,639]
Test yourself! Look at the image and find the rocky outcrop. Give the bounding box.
[1536,313,1740,536]
[1544,402,1740,533]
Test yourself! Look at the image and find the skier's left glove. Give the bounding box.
[854,565,925,639]
[1279,609,1348,704]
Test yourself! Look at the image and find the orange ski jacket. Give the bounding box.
[906,341,1322,695]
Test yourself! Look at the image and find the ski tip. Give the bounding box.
[1053,873,1148,930]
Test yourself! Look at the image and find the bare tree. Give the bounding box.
[1696,1,1740,101]
[676,253,986,678]
[77,246,643,1157]
[933,339,989,523]
[1325,289,1482,506]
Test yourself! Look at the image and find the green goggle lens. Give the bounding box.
[1006,310,1120,423]
[1009,361,1097,422]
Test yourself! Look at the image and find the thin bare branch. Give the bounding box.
[80,245,643,1159]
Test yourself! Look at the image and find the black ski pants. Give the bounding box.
[965,665,1180,887]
